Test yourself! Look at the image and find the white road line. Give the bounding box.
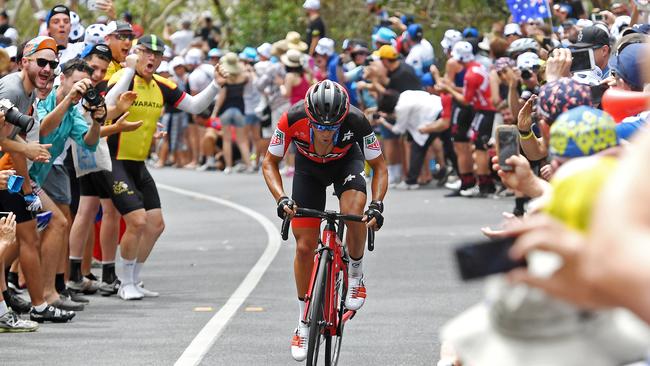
[157,183,282,366]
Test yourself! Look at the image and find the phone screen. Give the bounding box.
[570,48,595,73]
[0,212,10,219]
[496,126,520,172]
[455,237,527,281]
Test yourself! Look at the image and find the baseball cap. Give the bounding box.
[23,36,58,57]
[208,47,224,58]
[504,23,522,37]
[420,73,435,87]
[407,24,423,41]
[549,106,619,158]
[537,78,593,124]
[314,38,335,56]
[377,45,398,60]
[80,43,112,60]
[441,29,463,50]
[463,27,479,39]
[239,46,258,61]
[137,34,166,53]
[609,43,646,90]
[374,27,397,45]
[185,48,204,65]
[572,25,610,49]
[516,52,541,70]
[169,56,186,71]
[302,0,320,10]
[257,43,272,59]
[105,20,133,35]
[451,41,474,62]
[46,4,70,25]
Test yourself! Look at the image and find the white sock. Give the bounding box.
[121,258,136,285]
[206,156,216,165]
[33,302,47,312]
[0,300,8,316]
[388,164,402,183]
[349,257,363,278]
[298,299,306,324]
[134,262,144,285]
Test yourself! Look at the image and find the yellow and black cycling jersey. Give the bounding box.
[106,68,186,161]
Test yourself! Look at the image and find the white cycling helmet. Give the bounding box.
[441,29,463,52]
[507,38,539,55]
[451,41,475,63]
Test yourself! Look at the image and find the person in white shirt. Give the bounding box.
[375,89,442,189]
[164,20,194,56]
[404,24,434,77]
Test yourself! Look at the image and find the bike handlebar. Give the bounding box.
[280,208,375,251]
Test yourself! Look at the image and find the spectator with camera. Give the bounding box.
[569,25,612,81]
[0,35,75,322]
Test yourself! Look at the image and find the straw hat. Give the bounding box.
[220,52,243,75]
[281,49,303,68]
[285,31,308,52]
[271,39,289,57]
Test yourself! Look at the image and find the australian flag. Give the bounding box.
[507,0,552,23]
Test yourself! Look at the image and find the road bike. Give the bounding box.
[281,208,375,366]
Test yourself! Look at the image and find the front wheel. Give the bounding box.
[325,268,346,366]
[306,250,330,366]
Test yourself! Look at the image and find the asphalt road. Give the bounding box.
[4,167,512,366]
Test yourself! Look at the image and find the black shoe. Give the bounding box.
[61,289,90,304]
[29,305,75,323]
[99,278,121,297]
[85,273,98,282]
[5,291,32,314]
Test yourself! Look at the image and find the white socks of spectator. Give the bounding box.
[205,156,216,167]
[33,302,47,312]
[0,300,8,316]
[388,164,402,184]
[297,298,306,324]
[134,262,144,285]
[349,257,363,278]
[121,258,136,285]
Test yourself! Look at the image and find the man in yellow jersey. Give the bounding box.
[101,20,134,88]
[104,35,225,300]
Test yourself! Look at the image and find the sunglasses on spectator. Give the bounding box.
[310,122,340,132]
[28,58,59,69]
[112,33,135,41]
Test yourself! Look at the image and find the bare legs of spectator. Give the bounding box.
[39,193,68,303]
[454,142,475,189]
[69,196,100,277]
[99,199,120,265]
[245,122,262,167]
[185,123,201,169]
[382,138,401,185]
[234,126,251,169]
[15,220,45,306]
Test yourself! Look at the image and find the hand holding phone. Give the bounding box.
[496,125,520,172]
[455,236,527,280]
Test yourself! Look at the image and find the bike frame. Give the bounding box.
[303,219,355,337]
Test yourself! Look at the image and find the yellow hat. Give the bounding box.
[377,45,398,60]
[285,31,308,52]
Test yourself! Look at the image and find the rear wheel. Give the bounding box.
[306,250,330,366]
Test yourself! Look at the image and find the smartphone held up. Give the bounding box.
[496,125,520,172]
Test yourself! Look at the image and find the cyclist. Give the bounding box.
[104,35,224,300]
[261,80,388,361]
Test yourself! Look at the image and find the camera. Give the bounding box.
[83,87,104,107]
[372,112,381,120]
[0,99,34,133]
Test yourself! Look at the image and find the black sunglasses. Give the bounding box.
[30,58,59,69]
[63,62,94,75]
[112,33,135,41]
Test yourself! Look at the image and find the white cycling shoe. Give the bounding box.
[345,276,366,311]
[118,283,144,300]
[136,282,159,297]
[290,321,309,361]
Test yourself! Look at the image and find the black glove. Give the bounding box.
[277,196,295,219]
[364,200,384,229]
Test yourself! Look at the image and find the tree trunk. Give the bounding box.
[149,0,186,30]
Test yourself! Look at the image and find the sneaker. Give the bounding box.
[5,290,32,314]
[445,180,461,191]
[135,282,159,298]
[290,322,309,362]
[244,165,257,174]
[197,162,216,172]
[0,310,38,332]
[7,281,25,295]
[118,283,144,301]
[29,305,75,323]
[435,166,453,187]
[345,276,366,311]
[85,273,99,281]
[394,181,420,190]
[223,167,233,175]
[50,295,85,311]
[60,289,90,304]
[66,278,99,295]
[99,278,120,297]
[460,185,485,198]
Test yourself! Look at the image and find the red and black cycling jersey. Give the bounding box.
[268,102,382,164]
